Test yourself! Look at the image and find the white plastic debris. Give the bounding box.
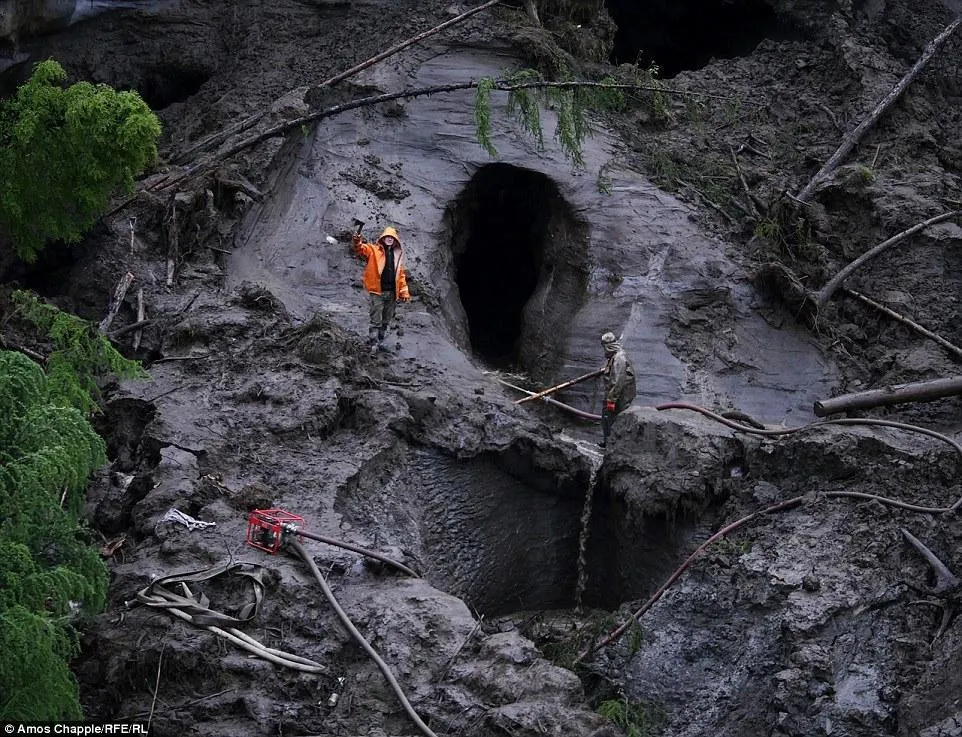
[325,236,338,245]
[163,508,216,531]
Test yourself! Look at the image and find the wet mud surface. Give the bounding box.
[4,0,962,735]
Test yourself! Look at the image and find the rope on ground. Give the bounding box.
[289,538,439,737]
[574,401,962,663]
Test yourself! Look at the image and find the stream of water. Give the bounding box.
[574,455,603,610]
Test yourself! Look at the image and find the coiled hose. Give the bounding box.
[288,538,438,737]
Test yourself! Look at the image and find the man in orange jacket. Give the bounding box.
[352,226,411,354]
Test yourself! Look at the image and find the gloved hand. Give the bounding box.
[605,400,616,412]
[352,233,363,247]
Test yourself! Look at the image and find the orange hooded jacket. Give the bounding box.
[353,226,410,300]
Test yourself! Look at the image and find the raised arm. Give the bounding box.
[352,233,374,259]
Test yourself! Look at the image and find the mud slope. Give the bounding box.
[3,0,962,736]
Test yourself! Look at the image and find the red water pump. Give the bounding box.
[245,509,304,554]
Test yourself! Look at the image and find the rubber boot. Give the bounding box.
[377,327,390,353]
[600,407,612,448]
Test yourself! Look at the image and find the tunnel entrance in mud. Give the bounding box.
[444,164,588,376]
[139,65,210,110]
[606,0,795,76]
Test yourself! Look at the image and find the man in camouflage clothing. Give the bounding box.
[600,331,636,448]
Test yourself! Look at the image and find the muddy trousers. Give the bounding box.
[601,395,633,447]
[368,291,396,345]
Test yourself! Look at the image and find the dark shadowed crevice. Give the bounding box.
[606,0,801,76]
[353,447,729,617]
[584,483,729,610]
[442,163,588,378]
[138,65,209,109]
[410,448,588,616]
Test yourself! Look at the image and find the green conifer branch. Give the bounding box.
[11,290,145,413]
[0,60,161,262]
[474,77,498,157]
[0,346,112,720]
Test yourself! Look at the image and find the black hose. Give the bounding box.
[297,529,419,577]
[289,539,439,737]
[656,401,962,512]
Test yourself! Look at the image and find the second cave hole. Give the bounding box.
[606,0,797,76]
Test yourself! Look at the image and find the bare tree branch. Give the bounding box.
[795,15,962,203]
[815,209,961,307]
[172,0,500,165]
[842,287,962,362]
[154,79,698,192]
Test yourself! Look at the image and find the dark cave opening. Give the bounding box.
[453,164,548,366]
[445,164,588,376]
[606,0,795,77]
[139,66,209,110]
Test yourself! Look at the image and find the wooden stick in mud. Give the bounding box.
[110,319,154,339]
[515,367,605,404]
[498,379,601,421]
[813,376,962,417]
[730,144,760,220]
[523,0,541,26]
[815,209,961,307]
[98,271,135,334]
[842,287,962,361]
[165,200,178,287]
[133,288,145,351]
[795,14,962,204]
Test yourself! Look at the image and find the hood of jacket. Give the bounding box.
[601,331,622,356]
[377,227,402,248]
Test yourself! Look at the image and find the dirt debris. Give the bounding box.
[3,0,962,735]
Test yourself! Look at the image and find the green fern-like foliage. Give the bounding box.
[0,605,83,720]
[504,69,545,151]
[474,77,498,157]
[0,349,111,720]
[598,694,666,737]
[0,59,162,262]
[474,67,626,169]
[12,290,146,413]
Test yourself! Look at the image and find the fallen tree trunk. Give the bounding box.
[157,79,751,192]
[98,272,135,334]
[813,376,962,417]
[795,14,962,203]
[815,209,961,307]
[319,0,499,90]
